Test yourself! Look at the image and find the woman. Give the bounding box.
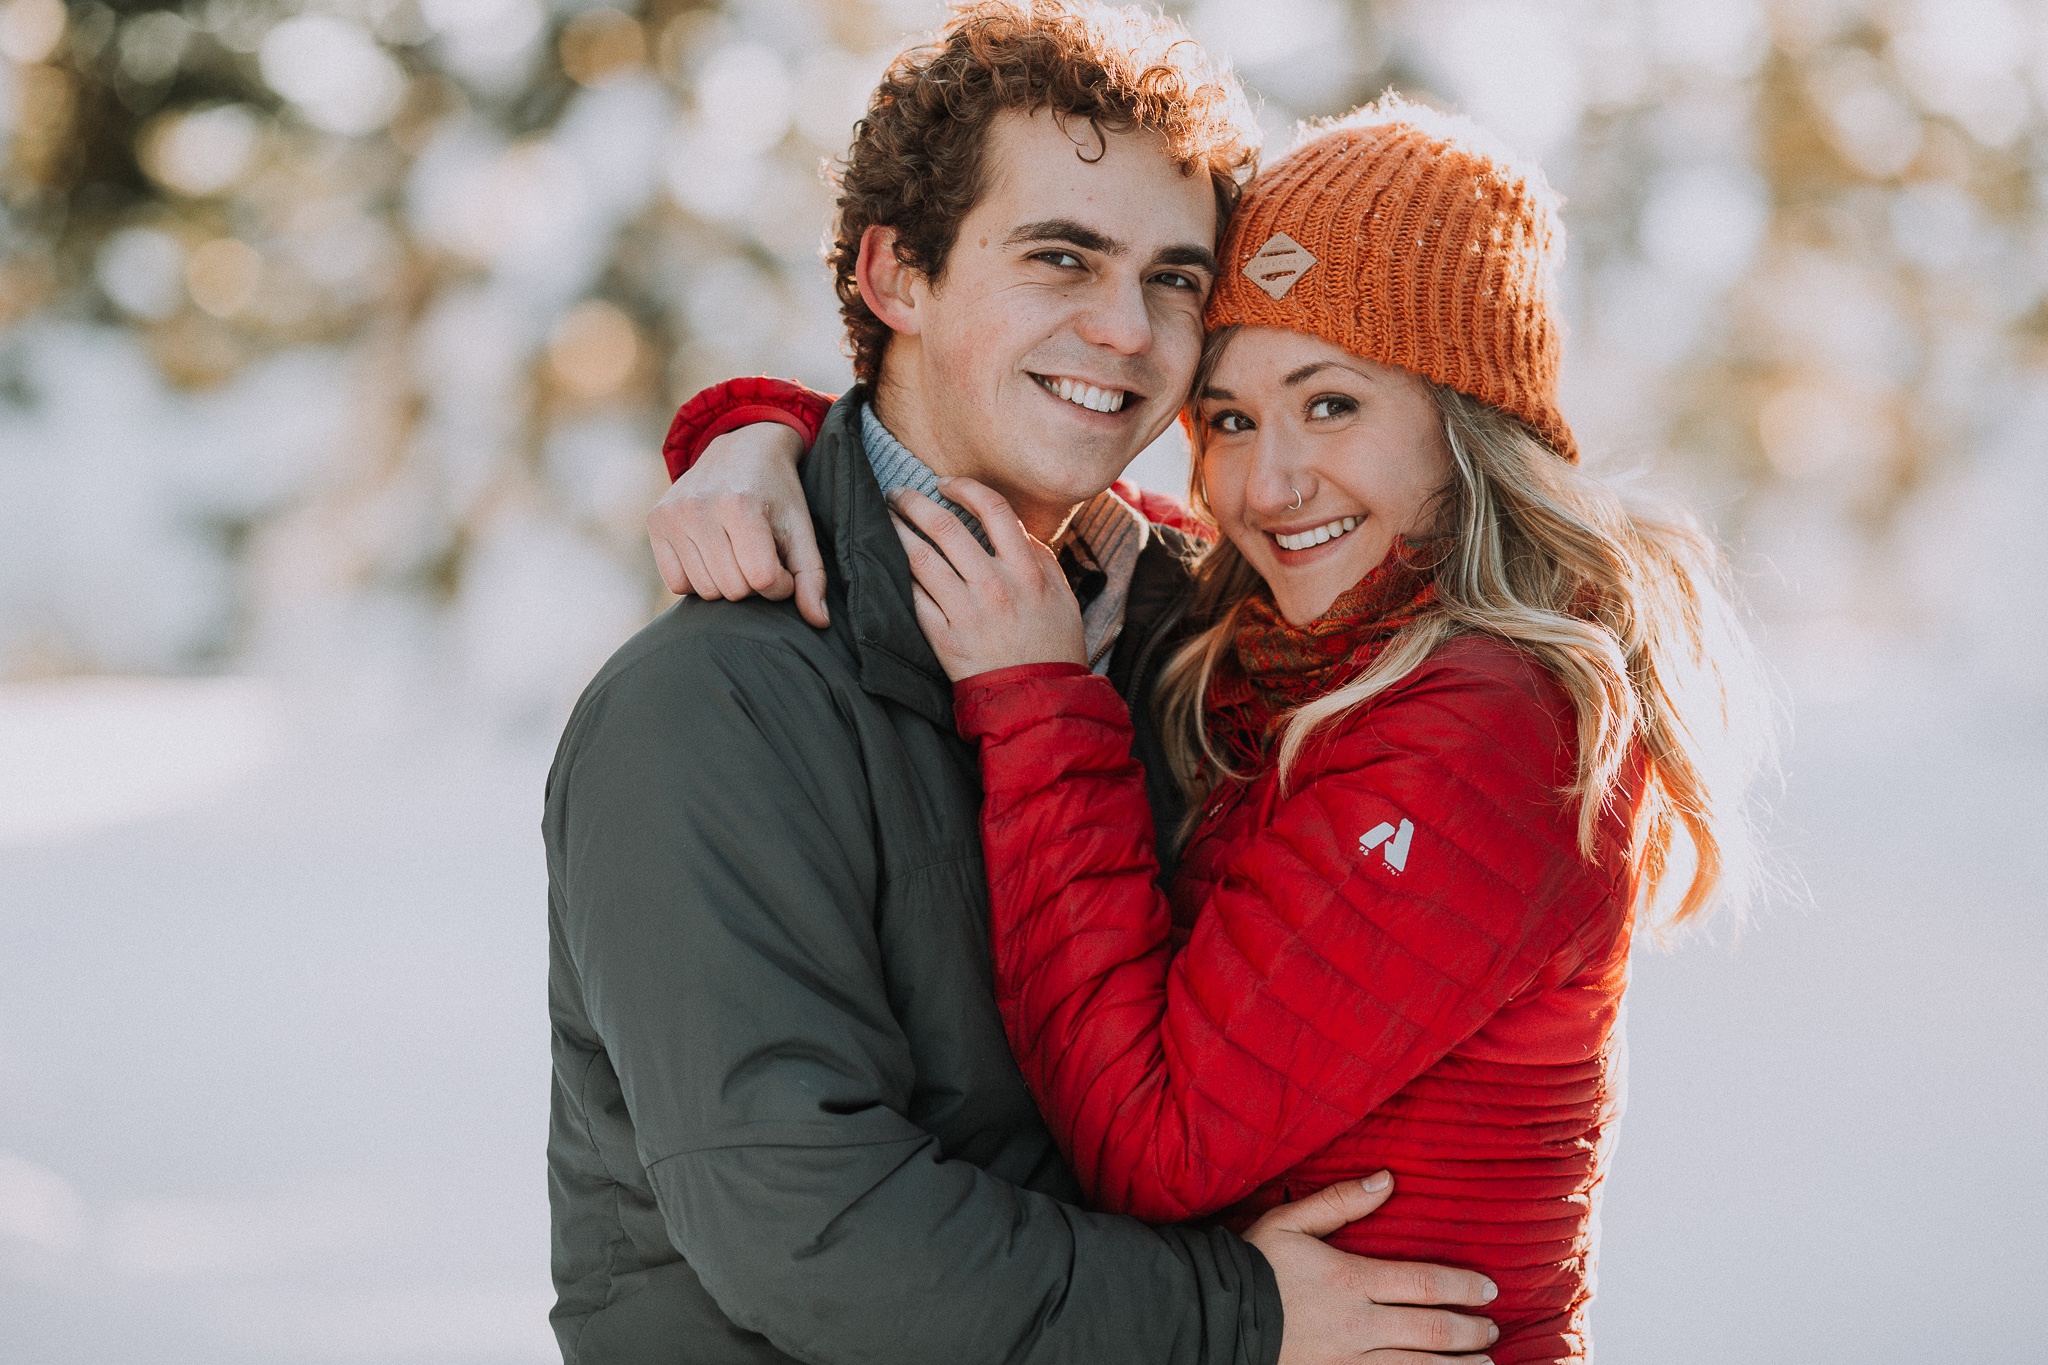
[662,101,1765,1363]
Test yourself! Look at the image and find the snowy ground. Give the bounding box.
[1,654,2040,1364]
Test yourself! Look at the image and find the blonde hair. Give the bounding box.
[1158,345,1771,933]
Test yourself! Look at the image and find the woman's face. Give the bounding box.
[1197,328,1453,625]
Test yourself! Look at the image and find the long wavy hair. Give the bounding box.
[1156,332,1773,932]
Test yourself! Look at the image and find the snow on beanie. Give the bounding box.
[1205,98,1577,462]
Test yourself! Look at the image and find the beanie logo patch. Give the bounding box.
[1244,232,1316,301]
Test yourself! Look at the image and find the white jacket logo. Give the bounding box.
[1358,819,1414,873]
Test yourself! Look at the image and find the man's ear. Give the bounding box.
[856,225,923,338]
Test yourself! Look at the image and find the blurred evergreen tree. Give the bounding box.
[1,0,2042,703]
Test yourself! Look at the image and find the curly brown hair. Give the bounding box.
[827,1,1260,387]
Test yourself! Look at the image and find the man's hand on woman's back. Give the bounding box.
[1250,1174,1499,1365]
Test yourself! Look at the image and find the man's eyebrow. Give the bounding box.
[1003,219,1126,255]
[1154,244,1220,276]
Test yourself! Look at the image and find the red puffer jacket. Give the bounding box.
[954,640,1644,1365]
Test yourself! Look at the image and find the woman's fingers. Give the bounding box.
[888,488,991,577]
[676,537,725,601]
[703,539,753,602]
[908,579,950,637]
[890,512,969,613]
[649,525,692,597]
[888,497,1085,678]
[934,476,1031,558]
[645,421,825,616]
[1357,1351,1493,1364]
[649,477,750,601]
[772,509,830,628]
[937,476,1064,586]
[652,496,829,625]
[675,504,755,602]
[647,481,700,595]
[724,523,795,600]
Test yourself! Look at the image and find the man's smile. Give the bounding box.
[1030,372,1132,414]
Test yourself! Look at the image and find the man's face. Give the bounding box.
[881,109,1220,531]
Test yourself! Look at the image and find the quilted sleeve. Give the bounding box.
[661,376,836,481]
[953,652,1610,1223]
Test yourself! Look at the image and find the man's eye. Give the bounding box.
[1034,250,1084,269]
[1208,411,1253,434]
[1307,395,1357,420]
[1151,270,1201,291]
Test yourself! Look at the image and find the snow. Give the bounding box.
[0,691,558,1362]
[0,648,2040,1362]
[1598,675,2048,1361]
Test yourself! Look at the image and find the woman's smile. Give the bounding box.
[1268,514,1363,554]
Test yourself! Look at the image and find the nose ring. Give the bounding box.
[1288,487,1303,511]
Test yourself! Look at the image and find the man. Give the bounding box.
[548,5,1498,1362]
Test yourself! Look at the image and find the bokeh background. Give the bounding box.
[2,0,2042,1360]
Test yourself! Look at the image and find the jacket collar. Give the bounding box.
[804,388,957,728]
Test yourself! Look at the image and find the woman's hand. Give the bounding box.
[890,477,1085,681]
[646,421,830,627]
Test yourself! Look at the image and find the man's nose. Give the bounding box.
[1072,277,1154,356]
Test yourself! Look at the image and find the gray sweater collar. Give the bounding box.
[856,401,1147,675]
[859,404,991,551]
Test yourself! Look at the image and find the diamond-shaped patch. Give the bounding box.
[1243,231,1317,300]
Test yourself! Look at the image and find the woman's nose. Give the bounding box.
[1245,433,1313,516]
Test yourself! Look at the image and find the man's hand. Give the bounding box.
[646,421,829,627]
[1248,1174,1499,1365]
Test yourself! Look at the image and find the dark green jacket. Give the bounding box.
[544,392,1279,1364]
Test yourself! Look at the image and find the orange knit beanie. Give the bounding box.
[1206,98,1576,461]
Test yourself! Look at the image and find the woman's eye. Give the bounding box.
[1307,394,1357,420]
[1208,411,1253,434]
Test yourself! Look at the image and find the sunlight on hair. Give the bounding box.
[1160,384,1777,937]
